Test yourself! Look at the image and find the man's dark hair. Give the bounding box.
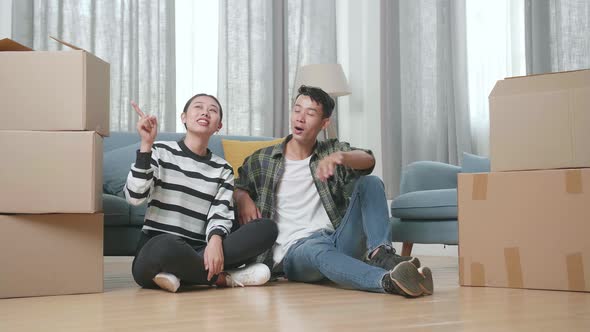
[295,85,335,118]
[183,93,223,122]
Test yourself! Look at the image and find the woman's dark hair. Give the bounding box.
[294,85,335,118]
[183,93,223,121]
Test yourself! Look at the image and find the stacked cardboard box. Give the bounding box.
[458,69,590,292]
[0,38,109,298]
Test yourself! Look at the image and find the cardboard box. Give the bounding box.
[458,169,590,292]
[0,131,103,213]
[489,69,590,171]
[0,38,110,136]
[0,213,104,298]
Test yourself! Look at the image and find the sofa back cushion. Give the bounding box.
[103,143,140,196]
[222,138,284,177]
[461,152,490,173]
[103,132,278,195]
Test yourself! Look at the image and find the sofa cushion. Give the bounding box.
[461,152,490,173]
[207,135,278,159]
[222,138,284,176]
[103,194,131,226]
[103,143,139,196]
[391,188,457,220]
[129,202,147,226]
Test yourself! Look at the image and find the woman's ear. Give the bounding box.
[180,112,186,124]
[217,122,223,132]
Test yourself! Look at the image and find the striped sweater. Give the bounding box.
[124,140,234,243]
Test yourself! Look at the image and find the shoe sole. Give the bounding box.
[409,257,421,269]
[418,266,433,295]
[390,261,424,297]
[153,275,180,293]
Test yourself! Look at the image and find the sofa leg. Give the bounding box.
[402,242,413,257]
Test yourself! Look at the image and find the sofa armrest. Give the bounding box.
[399,161,461,194]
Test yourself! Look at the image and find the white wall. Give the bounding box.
[0,0,12,39]
[336,0,383,179]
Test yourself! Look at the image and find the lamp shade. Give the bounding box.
[293,64,351,97]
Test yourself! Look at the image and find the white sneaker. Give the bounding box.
[153,272,180,293]
[224,263,271,287]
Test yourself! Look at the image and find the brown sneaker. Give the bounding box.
[381,261,434,297]
[367,244,421,270]
[418,266,434,295]
[381,261,424,297]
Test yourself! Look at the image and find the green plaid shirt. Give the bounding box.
[235,135,374,230]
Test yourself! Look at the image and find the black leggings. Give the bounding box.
[132,218,278,288]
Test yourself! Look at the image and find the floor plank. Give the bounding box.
[1,256,589,331]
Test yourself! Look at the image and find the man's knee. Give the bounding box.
[355,175,385,200]
[356,175,385,194]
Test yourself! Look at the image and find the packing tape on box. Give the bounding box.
[504,247,524,288]
[472,174,488,200]
[471,262,486,286]
[566,253,586,291]
[565,169,583,194]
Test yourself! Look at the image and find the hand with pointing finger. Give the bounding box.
[131,101,158,152]
[316,151,344,182]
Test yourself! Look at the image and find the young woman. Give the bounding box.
[126,94,278,292]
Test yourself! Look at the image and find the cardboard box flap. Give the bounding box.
[489,69,590,98]
[0,36,91,53]
[0,38,33,51]
[49,36,109,65]
[505,68,590,80]
[49,36,85,51]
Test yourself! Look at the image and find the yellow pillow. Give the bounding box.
[222,138,284,177]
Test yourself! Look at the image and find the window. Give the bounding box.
[175,0,219,132]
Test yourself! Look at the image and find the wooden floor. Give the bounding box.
[1,256,589,331]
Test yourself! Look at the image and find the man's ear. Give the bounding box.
[321,118,331,130]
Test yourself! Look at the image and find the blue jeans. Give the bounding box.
[282,176,392,293]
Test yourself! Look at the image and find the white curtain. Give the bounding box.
[526,0,590,74]
[381,0,472,197]
[218,0,336,137]
[288,0,337,139]
[218,0,275,136]
[12,0,176,132]
[466,0,526,157]
[381,0,527,198]
[287,0,336,103]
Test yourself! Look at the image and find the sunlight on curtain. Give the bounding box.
[175,0,219,132]
[466,0,526,156]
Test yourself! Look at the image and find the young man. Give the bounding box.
[126,94,277,293]
[234,86,433,297]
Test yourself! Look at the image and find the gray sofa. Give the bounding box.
[103,131,276,256]
[389,152,490,256]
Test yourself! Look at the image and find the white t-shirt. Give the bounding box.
[272,156,334,265]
